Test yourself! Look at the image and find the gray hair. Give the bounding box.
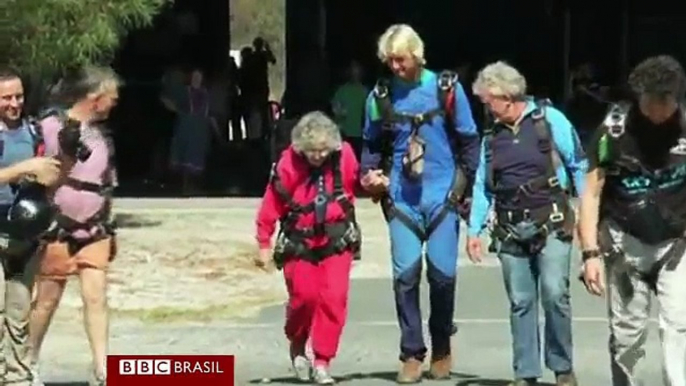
[60,65,122,104]
[472,61,527,100]
[291,111,342,153]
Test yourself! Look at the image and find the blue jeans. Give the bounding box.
[498,233,574,379]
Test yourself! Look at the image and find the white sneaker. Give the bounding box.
[291,355,311,382]
[312,366,335,385]
[89,370,106,386]
[30,363,44,386]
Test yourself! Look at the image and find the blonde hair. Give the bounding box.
[291,111,341,153]
[472,61,527,100]
[377,24,426,66]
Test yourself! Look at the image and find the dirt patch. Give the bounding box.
[56,210,287,322]
[54,201,396,324]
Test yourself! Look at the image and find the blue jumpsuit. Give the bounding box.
[360,69,480,360]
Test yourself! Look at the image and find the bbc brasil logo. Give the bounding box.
[119,359,227,375]
[119,360,171,375]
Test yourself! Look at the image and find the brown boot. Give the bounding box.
[396,358,423,384]
[428,354,451,379]
[556,372,578,386]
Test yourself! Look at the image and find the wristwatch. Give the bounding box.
[581,249,602,262]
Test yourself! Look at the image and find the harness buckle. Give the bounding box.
[531,108,544,120]
[604,105,627,138]
[549,203,564,223]
[374,84,389,99]
[411,114,425,127]
[438,71,457,91]
[547,177,560,188]
[522,209,531,220]
[608,124,625,138]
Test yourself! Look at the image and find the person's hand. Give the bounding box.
[466,236,482,264]
[20,157,61,186]
[361,169,389,194]
[254,248,275,272]
[582,257,605,296]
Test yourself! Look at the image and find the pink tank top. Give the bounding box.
[41,116,115,237]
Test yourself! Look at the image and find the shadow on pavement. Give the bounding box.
[342,371,481,383]
[456,379,555,386]
[248,375,303,384]
[113,213,162,229]
[249,371,480,384]
[46,383,88,386]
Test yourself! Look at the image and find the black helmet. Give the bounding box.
[6,182,54,240]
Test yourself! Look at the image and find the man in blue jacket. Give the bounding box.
[360,24,480,383]
[466,61,587,386]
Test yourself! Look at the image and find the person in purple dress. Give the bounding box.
[164,69,221,194]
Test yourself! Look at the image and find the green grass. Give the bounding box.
[109,295,285,324]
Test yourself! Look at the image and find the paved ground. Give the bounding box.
[36,198,663,385]
[40,271,663,386]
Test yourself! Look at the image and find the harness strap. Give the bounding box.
[64,178,108,194]
[271,151,353,224]
[496,175,562,204]
[390,109,443,128]
[330,151,355,219]
[373,71,459,175]
[372,71,468,238]
[379,196,427,241]
[491,199,571,247]
[531,102,561,181]
[270,151,359,264]
[484,126,496,192]
[495,200,567,228]
[485,100,563,199]
[373,82,398,176]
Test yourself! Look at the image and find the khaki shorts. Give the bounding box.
[37,236,116,280]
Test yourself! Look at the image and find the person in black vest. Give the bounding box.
[466,61,587,386]
[579,55,686,386]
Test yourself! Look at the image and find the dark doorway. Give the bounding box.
[109,0,230,191]
[286,0,570,114]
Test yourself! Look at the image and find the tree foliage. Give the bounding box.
[4,0,171,76]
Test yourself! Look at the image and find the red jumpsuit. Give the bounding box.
[256,142,359,366]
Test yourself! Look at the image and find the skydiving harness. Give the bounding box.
[38,109,117,255]
[595,103,686,293]
[271,151,361,269]
[485,100,574,254]
[371,70,471,242]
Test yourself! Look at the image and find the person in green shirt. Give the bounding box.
[331,61,368,160]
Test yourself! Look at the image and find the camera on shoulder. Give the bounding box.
[57,118,92,162]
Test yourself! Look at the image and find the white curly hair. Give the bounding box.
[291,111,342,153]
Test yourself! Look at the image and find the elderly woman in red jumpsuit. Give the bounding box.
[254,111,361,384]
